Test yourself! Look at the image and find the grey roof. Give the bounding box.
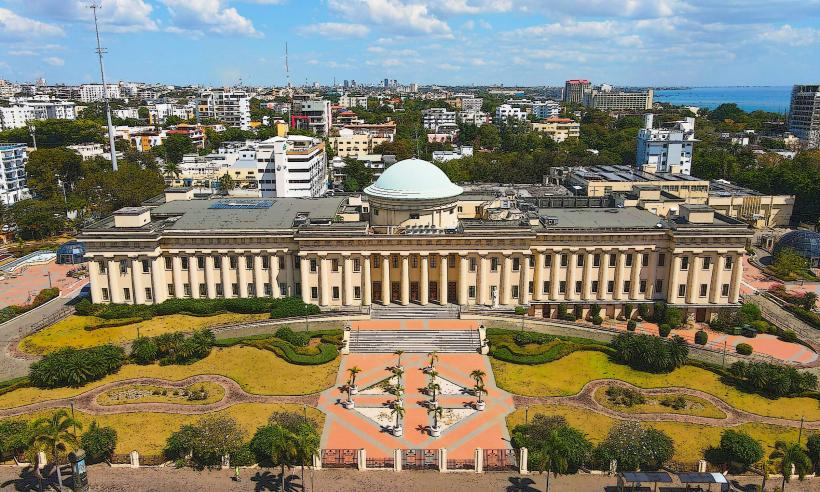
[536,207,665,230]
[148,197,345,231]
[620,472,673,483]
[571,164,704,183]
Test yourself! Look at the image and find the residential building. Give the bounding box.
[148,103,195,125]
[130,129,166,151]
[409,83,418,93]
[636,114,696,174]
[495,104,527,123]
[113,108,140,120]
[531,117,580,143]
[339,94,369,108]
[227,135,328,198]
[788,84,820,148]
[564,79,591,104]
[167,124,206,150]
[584,88,653,112]
[0,98,77,130]
[0,144,29,205]
[80,157,750,326]
[67,143,105,160]
[422,108,457,132]
[432,146,473,162]
[291,98,332,136]
[457,111,490,127]
[330,122,396,158]
[532,100,561,119]
[79,84,121,102]
[198,89,251,130]
[461,97,483,113]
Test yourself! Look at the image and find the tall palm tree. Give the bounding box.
[394,350,404,368]
[772,441,813,491]
[470,369,486,386]
[269,424,297,486]
[162,161,181,180]
[428,369,439,383]
[390,366,404,381]
[391,405,405,431]
[347,366,362,388]
[535,428,570,492]
[29,410,82,491]
[427,406,444,433]
[293,423,320,492]
[428,351,439,370]
[427,382,441,405]
[474,383,487,405]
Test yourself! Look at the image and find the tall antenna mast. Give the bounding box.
[285,42,291,89]
[89,1,118,171]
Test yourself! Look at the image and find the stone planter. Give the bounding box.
[349,386,359,395]
[428,400,438,409]
[430,426,441,438]
[394,399,403,408]
[475,401,486,411]
[342,400,355,409]
[393,425,403,437]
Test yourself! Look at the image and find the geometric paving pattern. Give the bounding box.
[318,352,515,459]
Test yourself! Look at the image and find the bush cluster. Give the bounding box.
[729,360,818,398]
[130,329,216,366]
[605,386,645,407]
[274,327,310,347]
[557,303,576,321]
[612,333,688,373]
[735,343,753,356]
[660,395,687,410]
[512,331,555,346]
[81,421,118,464]
[30,345,125,388]
[0,287,60,324]
[626,320,637,331]
[74,296,319,321]
[658,324,671,337]
[694,330,708,345]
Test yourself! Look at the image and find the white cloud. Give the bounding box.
[436,63,461,71]
[758,24,820,46]
[44,56,64,66]
[17,0,158,33]
[162,0,260,37]
[299,22,370,38]
[0,7,64,39]
[328,0,452,36]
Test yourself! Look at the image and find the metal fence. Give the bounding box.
[365,456,395,469]
[402,449,438,470]
[321,449,358,469]
[446,458,475,471]
[483,449,517,471]
[109,454,131,465]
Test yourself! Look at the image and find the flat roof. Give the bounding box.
[537,207,665,230]
[571,165,705,184]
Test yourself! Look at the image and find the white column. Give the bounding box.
[439,254,449,305]
[132,258,145,304]
[270,254,281,298]
[381,254,390,305]
[646,251,657,300]
[152,257,167,303]
[400,254,410,306]
[629,250,641,300]
[343,254,353,306]
[362,254,372,306]
[319,255,330,306]
[729,253,742,303]
[500,254,512,305]
[205,255,216,299]
[613,251,624,301]
[519,253,530,305]
[108,259,121,303]
[221,255,232,297]
[172,257,184,299]
[459,253,469,305]
[533,251,544,302]
[597,252,607,301]
[420,254,429,306]
[253,255,264,298]
[686,255,698,305]
[709,253,721,304]
[88,260,103,303]
[300,255,310,303]
[285,254,295,297]
[666,254,681,301]
[566,251,577,301]
[189,255,201,299]
[238,255,249,298]
[477,254,487,305]
[582,251,593,300]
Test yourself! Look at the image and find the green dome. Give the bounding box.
[364,158,463,200]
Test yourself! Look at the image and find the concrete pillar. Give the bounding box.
[400,254,410,305]
[205,255,216,299]
[108,259,122,303]
[549,251,560,301]
[474,448,483,473]
[613,250,624,301]
[152,256,167,303]
[88,260,103,303]
[519,447,529,475]
[171,256,184,300]
[130,450,139,468]
[318,255,330,306]
[597,252,607,301]
[709,253,721,304]
[285,254,295,297]
[190,255,201,299]
[381,254,390,305]
[343,254,353,306]
[533,251,544,301]
[566,251,578,301]
[394,449,402,472]
[629,250,641,300]
[582,251,593,299]
[132,258,145,304]
[313,453,322,470]
[729,253,742,303]
[357,449,366,471]
[253,255,264,298]
[238,255,249,298]
[362,253,372,306]
[439,448,447,473]
[221,255,232,297]
[459,253,469,305]
[477,254,487,305]
[646,251,657,300]
[667,254,681,301]
[686,255,697,305]
[440,254,449,305]
[500,254,512,305]
[300,255,310,303]
[519,253,531,305]
[420,254,429,305]
[270,254,280,298]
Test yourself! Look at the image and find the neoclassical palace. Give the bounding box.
[79,158,752,321]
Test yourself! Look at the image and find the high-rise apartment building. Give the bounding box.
[198,89,251,130]
[636,114,696,175]
[584,88,653,112]
[291,98,332,136]
[788,84,820,149]
[0,144,30,205]
[229,136,328,198]
[563,79,591,104]
[79,84,121,102]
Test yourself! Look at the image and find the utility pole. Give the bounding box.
[90,1,118,171]
[28,125,37,150]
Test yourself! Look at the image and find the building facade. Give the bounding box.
[80,84,121,103]
[788,84,820,149]
[81,158,750,322]
[584,89,653,112]
[0,144,29,205]
[422,108,457,132]
[291,99,332,136]
[636,114,696,175]
[495,104,527,123]
[198,90,251,130]
[531,117,580,143]
[564,80,591,104]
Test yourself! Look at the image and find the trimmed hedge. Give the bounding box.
[274,326,310,347]
[658,324,671,337]
[214,329,342,348]
[0,287,60,324]
[736,343,753,356]
[694,330,708,345]
[86,317,144,330]
[488,328,612,365]
[626,320,637,331]
[246,339,339,365]
[491,343,612,365]
[0,377,30,397]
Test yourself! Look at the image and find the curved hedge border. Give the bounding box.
[0,376,30,397]
[246,339,339,365]
[487,328,612,365]
[75,297,320,322]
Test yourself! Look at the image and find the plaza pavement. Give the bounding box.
[0,260,86,308]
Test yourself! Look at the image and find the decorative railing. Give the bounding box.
[321,449,358,469]
[365,457,395,469]
[483,449,517,471]
[402,449,438,470]
[446,458,475,470]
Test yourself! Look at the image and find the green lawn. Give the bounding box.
[492,351,820,421]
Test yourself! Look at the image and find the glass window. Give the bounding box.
[678,284,686,297]
[230,256,238,269]
[591,280,599,293]
[609,254,616,267]
[199,283,207,297]
[559,281,566,293]
[560,254,568,267]
[181,257,189,270]
[640,280,646,293]
[576,255,584,267]
[543,281,550,294]
[101,288,109,301]
[311,287,319,299]
[655,279,663,294]
[332,259,339,272]
[262,256,270,269]
[724,256,733,270]
[167,284,175,298]
[310,259,317,272]
[575,281,582,294]
[183,283,191,297]
[700,284,708,297]
[354,286,361,300]
[245,256,253,270]
[593,254,600,267]
[544,255,552,267]
[123,288,131,301]
[332,286,340,300]
[625,254,633,267]
[165,257,173,270]
[607,281,614,293]
[657,253,666,267]
[512,257,520,271]
[142,260,150,273]
[721,283,730,296]
[511,285,519,299]
[680,256,689,270]
[468,286,476,298]
[145,287,153,301]
[642,253,649,267]
[216,283,224,297]
[702,257,711,270]
[197,256,205,269]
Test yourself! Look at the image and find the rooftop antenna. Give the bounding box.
[89,1,118,171]
[285,42,291,89]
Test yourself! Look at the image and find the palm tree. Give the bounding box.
[428,351,439,370]
[269,424,297,486]
[428,369,439,383]
[427,406,444,435]
[427,382,441,406]
[394,350,404,368]
[470,369,486,386]
[29,410,82,491]
[293,422,320,492]
[347,366,362,388]
[162,161,181,180]
[391,405,405,435]
[535,428,570,492]
[772,441,813,491]
[474,383,487,409]
[390,366,405,381]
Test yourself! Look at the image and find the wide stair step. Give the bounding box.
[349,329,479,353]
[371,304,460,319]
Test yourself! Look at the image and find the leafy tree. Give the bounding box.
[165,415,245,467]
[29,410,82,490]
[535,425,570,492]
[137,107,149,120]
[293,421,320,488]
[340,158,373,191]
[0,119,104,147]
[806,433,820,473]
[511,415,591,477]
[163,134,194,164]
[0,419,29,458]
[593,421,674,471]
[771,247,811,280]
[81,421,117,464]
[29,345,125,388]
[709,430,763,472]
[268,424,297,481]
[9,199,66,240]
[130,336,158,364]
[611,333,689,373]
[218,173,235,191]
[478,123,501,150]
[25,148,83,200]
[771,441,813,491]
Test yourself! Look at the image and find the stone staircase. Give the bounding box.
[349,329,479,353]
[370,303,460,319]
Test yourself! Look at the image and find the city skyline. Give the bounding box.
[0,0,818,87]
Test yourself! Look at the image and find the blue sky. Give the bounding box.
[0,0,819,87]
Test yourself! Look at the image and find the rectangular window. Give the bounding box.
[609,254,616,267]
[657,253,666,267]
[642,253,649,267]
[678,284,686,297]
[119,260,127,274]
[248,283,256,297]
[332,286,340,300]
[165,257,173,270]
[607,281,614,293]
[183,283,191,297]
[593,254,600,267]
[625,254,633,267]
[624,281,631,293]
[511,285,520,299]
[468,285,477,298]
[591,280,599,293]
[311,287,319,300]
[99,260,107,273]
[469,257,477,272]
[544,255,552,267]
[373,256,380,268]
[310,259,317,273]
[167,284,175,298]
[197,256,205,270]
[430,256,437,268]
[145,287,153,301]
[354,286,361,300]
[262,256,270,269]
[123,287,131,301]
[230,256,238,269]
[528,281,534,294]
[449,253,456,266]
[101,287,109,301]
[575,281,582,294]
[199,283,207,297]
[392,255,399,268]
[245,256,253,270]
[700,284,708,297]
[680,256,689,271]
[576,255,584,267]
[353,258,361,272]
[491,257,499,272]
[216,283,224,297]
[512,257,520,271]
[640,280,647,293]
[655,279,663,295]
[142,260,150,273]
[214,256,222,269]
[721,283,730,296]
[559,281,566,294]
[181,257,189,270]
[560,254,568,267]
[528,256,535,268]
[411,256,418,268]
[702,257,711,270]
[231,283,239,296]
[332,258,339,272]
[724,256,733,270]
[279,283,287,295]
[278,256,285,269]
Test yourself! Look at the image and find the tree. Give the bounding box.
[81,421,117,464]
[0,119,104,148]
[130,336,158,364]
[711,430,763,472]
[511,415,591,479]
[269,424,297,483]
[593,421,673,471]
[293,422,320,489]
[394,350,404,368]
[470,369,486,386]
[771,441,813,491]
[478,123,501,149]
[9,199,66,240]
[163,134,194,164]
[29,410,82,490]
[427,405,444,432]
[771,247,811,280]
[25,148,83,200]
[535,427,570,492]
[806,433,820,473]
[218,173,235,191]
[391,404,405,430]
[0,419,29,459]
[162,161,181,180]
[137,107,149,120]
[347,366,362,387]
[165,415,245,467]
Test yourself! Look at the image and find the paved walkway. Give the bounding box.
[319,352,515,459]
[0,260,87,308]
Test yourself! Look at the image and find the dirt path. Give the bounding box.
[513,378,820,430]
[0,374,319,418]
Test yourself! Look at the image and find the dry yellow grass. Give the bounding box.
[13,403,325,455]
[97,381,225,406]
[0,346,339,409]
[507,405,799,463]
[492,351,820,421]
[593,386,727,419]
[20,313,269,355]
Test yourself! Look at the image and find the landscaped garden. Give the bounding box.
[97,381,225,406]
[593,385,727,419]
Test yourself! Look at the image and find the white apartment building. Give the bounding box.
[148,103,195,125]
[198,90,251,130]
[461,97,483,112]
[339,94,369,108]
[457,111,490,127]
[0,98,77,130]
[636,114,696,175]
[228,135,328,198]
[532,100,561,119]
[113,108,140,120]
[67,143,105,160]
[291,99,332,136]
[788,85,820,149]
[422,108,457,132]
[495,104,527,123]
[80,84,122,103]
[531,117,580,143]
[431,146,474,162]
[584,88,653,111]
[0,144,30,205]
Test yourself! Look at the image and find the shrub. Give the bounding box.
[590,304,602,319]
[511,415,592,474]
[81,421,117,464]
[514,306,526,315]
[738,303,762,324]
[513,331,554,346]
[624,303,633,319]
[638,303,651,320]
[660,395,687,410]
[29,345,125,388]
[779,330,798,343]
[626,320,637,331]
[0,287,60,324]
[130,329,214,366]
[664,307,684,329]
[557,303,568,318]
[0,419,30,458]
[270,297,320,319]
[131,337,158,364]
[709,430,764,473]
[750,320,769,334]
[729,361,818,397]
[274,326,310,347]
[573,305,583,320]
[165,416,245,467]
[658,324,671,337]
[593,421,674,471]
[611,333,688,373]
[74,298,93,316]
[652,301,667,323]
[694,330,708,345]
[592,316,603,326]
[247,339,339,365]
[736,343,753,356]
[605,386,645,407]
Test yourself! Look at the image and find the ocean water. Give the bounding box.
[654,86,792,113]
